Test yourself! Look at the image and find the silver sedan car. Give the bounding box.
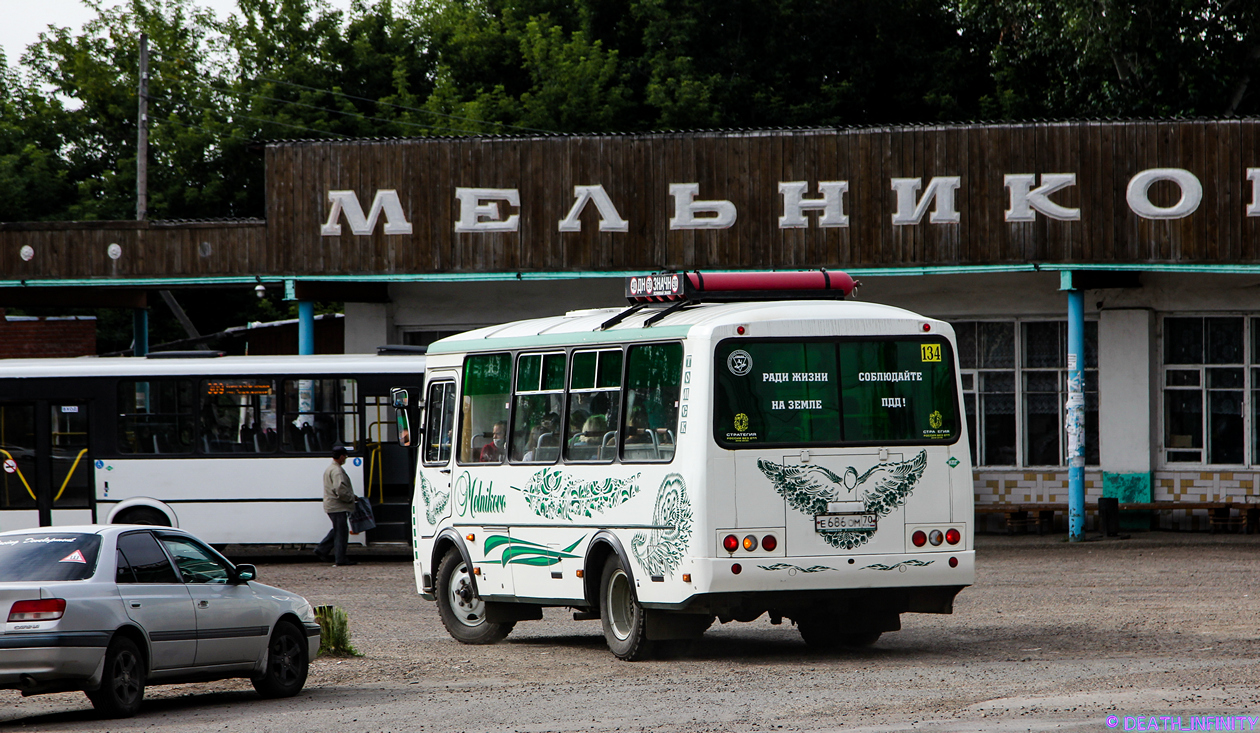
[0,525,321,718]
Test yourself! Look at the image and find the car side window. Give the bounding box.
[116,532,179,584]
[115,549,137,584]
[159,536,232,584]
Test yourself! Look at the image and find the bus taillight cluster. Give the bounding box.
[911,528,962,548]
[722,533,778,554]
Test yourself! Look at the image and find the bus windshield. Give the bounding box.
[714,338,960,447]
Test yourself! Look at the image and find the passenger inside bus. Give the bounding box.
[479,421,507,462]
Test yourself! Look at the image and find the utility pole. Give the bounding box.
[136,32,149,221]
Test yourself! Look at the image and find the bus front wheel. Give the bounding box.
[599,555,652,661]
[435,548,513,644]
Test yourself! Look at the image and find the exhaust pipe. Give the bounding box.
[19,674,38,690]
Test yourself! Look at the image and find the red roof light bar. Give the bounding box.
[625,270,856,304]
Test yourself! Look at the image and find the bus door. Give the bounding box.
[0,401,93,529]
[364,391,417,543]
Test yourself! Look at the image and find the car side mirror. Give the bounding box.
[235,564,256,582]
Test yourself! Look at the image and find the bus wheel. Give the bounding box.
[435,549,513,644]
[113,507,170,527]
[599,555,652,661]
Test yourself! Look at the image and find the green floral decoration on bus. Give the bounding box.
[483,535,584,566]
[632,474,692,578]
[418,474,450,526]
[513,468,641,521]
[757,450,927,551]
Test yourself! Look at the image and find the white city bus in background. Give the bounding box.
[401,271,974,660]
[0,353,424,545]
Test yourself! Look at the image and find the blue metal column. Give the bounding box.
[1064,272,1086,541]
[132,309,149,357]
[298,300,315,355]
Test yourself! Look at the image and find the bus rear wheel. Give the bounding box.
[599,555,652,661]
[113,507,170,527]
[435,548,513,644]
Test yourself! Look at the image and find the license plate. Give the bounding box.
[815,513,877,532]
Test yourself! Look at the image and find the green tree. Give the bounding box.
[0,52,76,221]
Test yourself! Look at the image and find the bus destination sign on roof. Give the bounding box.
[626,274,684,302]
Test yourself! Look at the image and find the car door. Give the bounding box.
[158,534,266,666]
[115,531,197,670]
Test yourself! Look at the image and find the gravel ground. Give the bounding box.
[4,532,1259,732]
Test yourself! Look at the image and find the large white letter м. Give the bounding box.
[322,189,412,236]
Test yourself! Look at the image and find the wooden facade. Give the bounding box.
[5,120,1260,282]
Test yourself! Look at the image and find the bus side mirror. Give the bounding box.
[391,387,419,448]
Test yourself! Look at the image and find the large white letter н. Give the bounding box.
[778,181,849,228]
[890,177,962,225]
[454,188,521,232]
[668,183,737,230]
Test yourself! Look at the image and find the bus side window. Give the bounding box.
[565,349,622,463]
[117,379,195,454]
[510,353,565,464]
[459,353,512,465]
[283,379,360,453]
[200,379,277,454]
[423,382,456,464]
[621,342,683,463]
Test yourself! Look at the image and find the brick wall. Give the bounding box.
[0,316,96,357]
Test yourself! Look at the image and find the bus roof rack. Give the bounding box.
[146,350,225,358]
[377,345,428,355]
[603,270,858,329]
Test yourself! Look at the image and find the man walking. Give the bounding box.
[315,445,357,566]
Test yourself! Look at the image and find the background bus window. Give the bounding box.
[0,404,36,509]
[511,353,565,463]
[459,353,512,464]
[117,380,194,454]
[838,340,960,443]
[424,382,456,464]
[50,404,91,508]
[621,343,682,462]
[282,379,360,453]
[201,379,277,453]
[565,349,622,462]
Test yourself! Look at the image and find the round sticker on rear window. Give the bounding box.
[727,349,752,376]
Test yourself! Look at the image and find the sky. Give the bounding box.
[1,0,354,67]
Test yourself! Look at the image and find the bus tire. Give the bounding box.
[599,555,653,661]
[435,548,513,644]
[114,507,170,527]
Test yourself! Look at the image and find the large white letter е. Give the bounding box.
[454,188,521,232]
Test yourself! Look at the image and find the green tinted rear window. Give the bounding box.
[714,338,959,447]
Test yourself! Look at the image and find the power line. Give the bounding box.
[145,94,350,138]
[255,76,554,135]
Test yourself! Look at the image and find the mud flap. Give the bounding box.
[645,611,713,640]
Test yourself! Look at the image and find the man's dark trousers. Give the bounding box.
[316,511,350,564]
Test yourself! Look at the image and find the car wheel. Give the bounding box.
[252,621,309,698]
[114,507,170,526]
[599,555,653,661]
[86,636,145,718]
[434,548,513,644]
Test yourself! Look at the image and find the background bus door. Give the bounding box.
[363,393,416,543]
[0,401,93,529]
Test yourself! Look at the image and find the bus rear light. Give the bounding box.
[731,563,742,575]
[922,323,931,331]
[911,530,927,547]
[742,535,758,551]
[8,599,65,622]
[761,534,777,552]
[682,574,691,583]
[928,530,943,546]
[723,534,739,552]
[948,557,958,568]
[737,326,746,335]
[945,528,961,545]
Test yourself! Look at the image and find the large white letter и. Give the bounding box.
[890,177,961,225]
[558,185,629,232]
[778,181,849,228]
[1126,168,1202,220]
[321,190,413,236]
[454,188,521,232]
[668,183,737,229]
[1004,174,1081,222]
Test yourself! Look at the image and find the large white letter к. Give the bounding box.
[1004,174,1081,222]
[321,189,412,236]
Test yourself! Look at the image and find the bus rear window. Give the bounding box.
[0,533,102,582]
[714,338,959,447]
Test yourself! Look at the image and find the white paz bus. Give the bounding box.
[399,272,974,659]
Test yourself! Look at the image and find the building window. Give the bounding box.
[1163,316,1246,465]
[953,320,1097,468]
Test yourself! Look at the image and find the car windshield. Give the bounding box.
[0,533,102,582]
